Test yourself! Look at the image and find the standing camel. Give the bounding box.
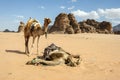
[24,17,51,56]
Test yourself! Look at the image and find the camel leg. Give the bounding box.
[32,58,62,66]
[29,37,36,56]
[25,36,30,55]
[26,59,62,66]
[37,36,40,55]
[40,60,62,66]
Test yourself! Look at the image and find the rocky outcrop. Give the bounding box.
[18,21,25,32]
[68,13,81,33]
[79,21,96,33]
[113,24,120,34]
[49,13,113,34]
[3,29,15,32]
[79,19,113,34]
[49,13,80,34]
[97,21,112,34]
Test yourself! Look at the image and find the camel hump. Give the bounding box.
[30,22,41,31]
[34,22,41,27]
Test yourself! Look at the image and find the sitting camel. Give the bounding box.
[24,17,51,56]
[26,44,81,67]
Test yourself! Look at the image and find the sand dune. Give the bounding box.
[0,32,120,80]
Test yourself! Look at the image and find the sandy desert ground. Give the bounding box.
[0,32,120,80]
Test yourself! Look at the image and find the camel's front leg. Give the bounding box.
[37,36,40,55]
[29,37,36,56]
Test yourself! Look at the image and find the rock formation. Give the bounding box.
[97,21,112,34]
[49,13,80,34]
[113,24,120,34]
[68,13,81,33]
[49,13,113,34]
[79,21,96,33]
[18,21,25,32]
[79,19,113,34]
[3,29,15,32]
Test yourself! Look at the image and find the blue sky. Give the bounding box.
[0,0,120,31]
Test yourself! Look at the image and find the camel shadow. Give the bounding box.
[5,50,25,55]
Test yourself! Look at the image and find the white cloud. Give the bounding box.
[68,6,75,10]
[60,6,66,9]
[38,6,45,9]
[98,8,120,19]
[72,8,120,20]
[12,15,25,19]
[71,9,99,19]
[41,6,45,9]
[71,0,77,2]
[112,20,120,25]
[97,8,120,26]
[71,8,120,26]
[16,15,25,19]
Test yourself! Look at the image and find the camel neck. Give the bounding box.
[42,23,48,31]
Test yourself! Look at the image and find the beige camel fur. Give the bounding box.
[24,18,51,56]
[26,48,81,67]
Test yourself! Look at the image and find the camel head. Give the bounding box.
[43,18,51,38]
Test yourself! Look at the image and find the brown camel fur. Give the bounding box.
[26,49,81,67]
[24,18,51,56]
[26,43,81,67]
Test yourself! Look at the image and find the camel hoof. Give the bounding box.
[26,53,30,57]
[28,54,31,57]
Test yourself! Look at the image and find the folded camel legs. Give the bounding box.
[26,58,62,66]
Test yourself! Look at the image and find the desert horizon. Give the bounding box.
[0,32,120,80]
